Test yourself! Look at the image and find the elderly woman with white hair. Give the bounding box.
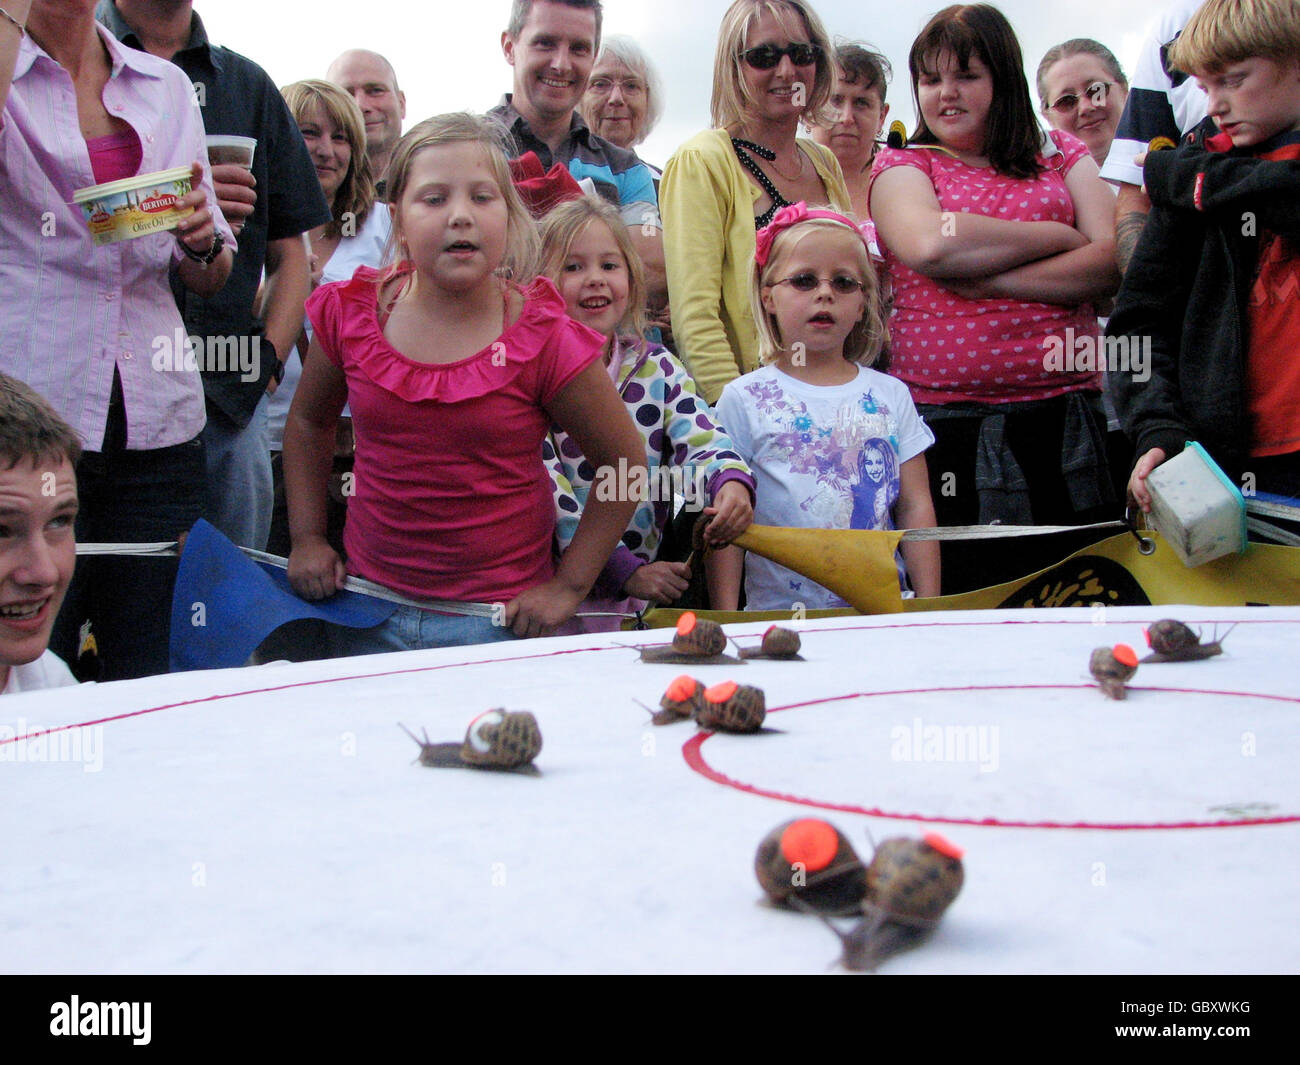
[581,35,666,172]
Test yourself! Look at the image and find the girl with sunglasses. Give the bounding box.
[712,203,939,610]
[869,4,1121,595]
[661,0,851,405]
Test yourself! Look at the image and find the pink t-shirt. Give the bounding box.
[871,130,1101,405]
[305,268,604,603]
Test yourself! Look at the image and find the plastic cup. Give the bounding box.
[205,135,257,169]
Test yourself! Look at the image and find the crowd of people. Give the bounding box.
[2,0,1298,692]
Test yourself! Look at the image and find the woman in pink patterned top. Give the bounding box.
[869,4,1121,593]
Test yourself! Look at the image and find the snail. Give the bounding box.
[638,611,740,664]
[864,833,965,927]
[695,679,767,733]
[1089,644,1139,700]
[738,625,803,660]
[755,818,868,916]
[637,674,706,726]
[1142,619,1236,663]
[399,709,542,772]
[800,832,965,971]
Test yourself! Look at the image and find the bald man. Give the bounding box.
[326,49,406,188]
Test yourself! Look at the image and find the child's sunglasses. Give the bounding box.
[738,43,821,70]
[773,273,865,294]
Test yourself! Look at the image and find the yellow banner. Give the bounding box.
[635,529,1300,628]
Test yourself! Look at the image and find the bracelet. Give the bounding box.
[0,5,25,33]
[177,229,224,266]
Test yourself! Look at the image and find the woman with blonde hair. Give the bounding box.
[661,0,851,404]
[266,79,392,557]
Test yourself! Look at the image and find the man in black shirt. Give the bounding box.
[97,0,331,551]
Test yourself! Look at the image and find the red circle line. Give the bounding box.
[683,684,1300,831]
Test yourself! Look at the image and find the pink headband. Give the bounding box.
[754,202,868,268]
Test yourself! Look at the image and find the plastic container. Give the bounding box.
[72,166,194,246]
[205,135,257,169]
[1146,441,1247,566]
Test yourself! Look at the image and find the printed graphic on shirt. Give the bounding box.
[743,376,902,530]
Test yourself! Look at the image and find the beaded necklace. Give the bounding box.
[731,137,797,230]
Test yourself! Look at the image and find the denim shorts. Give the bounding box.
[328,604,519,659]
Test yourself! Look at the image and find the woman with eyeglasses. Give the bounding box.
[868,4,1121,595]
[1037,39,1129,167]
[660,0,850,404]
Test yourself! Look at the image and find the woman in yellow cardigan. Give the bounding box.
[661,0,851,404]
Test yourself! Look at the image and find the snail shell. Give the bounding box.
[754,818,868,915]
[459,709,543,768]
[695,679,766,733]
[864,834,965,926]
[1090,644,1138,700]
[761,625,801,656]
[651,674,705,725]
[672,611,727,657]
[1146,619,1200,655]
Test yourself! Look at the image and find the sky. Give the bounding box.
[197,0,1171,167]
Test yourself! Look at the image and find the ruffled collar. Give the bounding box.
[337,266,576,404]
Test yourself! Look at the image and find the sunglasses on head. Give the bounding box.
[738,42,821,70]
[1047,80,1113,114]
[773,272,864,294]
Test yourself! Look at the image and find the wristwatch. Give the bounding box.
[178,230,225,266]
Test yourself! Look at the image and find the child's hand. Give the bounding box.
[503,579,585,638]
[701,481,754,546]
[623,561,691,604]
[1128,447,1168,514]
[287,537,347,600]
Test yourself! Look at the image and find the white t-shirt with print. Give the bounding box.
[717,363,934,611]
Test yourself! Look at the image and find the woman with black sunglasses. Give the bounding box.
[660,0,851,404]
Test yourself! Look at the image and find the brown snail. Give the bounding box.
[399,709,542,771]
[864,833,965,926]
[695,679,766,733]
[672,611,727,656]
[803,832,965,971]
[1090,644,1139,700]
[754,818,868,916]
[639,674,705,726]
[1142,619,1236,663]
[638,611,738,663]
[738,625,803,660]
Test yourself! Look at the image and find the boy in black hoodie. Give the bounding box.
[1108,0,1300,508]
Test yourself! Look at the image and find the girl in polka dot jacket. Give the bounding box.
[539,197,755,624]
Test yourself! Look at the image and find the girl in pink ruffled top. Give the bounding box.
[282,113,644,651]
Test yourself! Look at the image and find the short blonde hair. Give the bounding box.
[384,112,539,281]
[749,215,885,365]
[711,0,835,129]
[1169,0,1300,74]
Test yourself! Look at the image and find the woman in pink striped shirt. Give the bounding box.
[0,0,233,678]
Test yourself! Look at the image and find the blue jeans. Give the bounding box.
[51,387,207,680]
[327,605,520,659]
[202,394,272,551]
